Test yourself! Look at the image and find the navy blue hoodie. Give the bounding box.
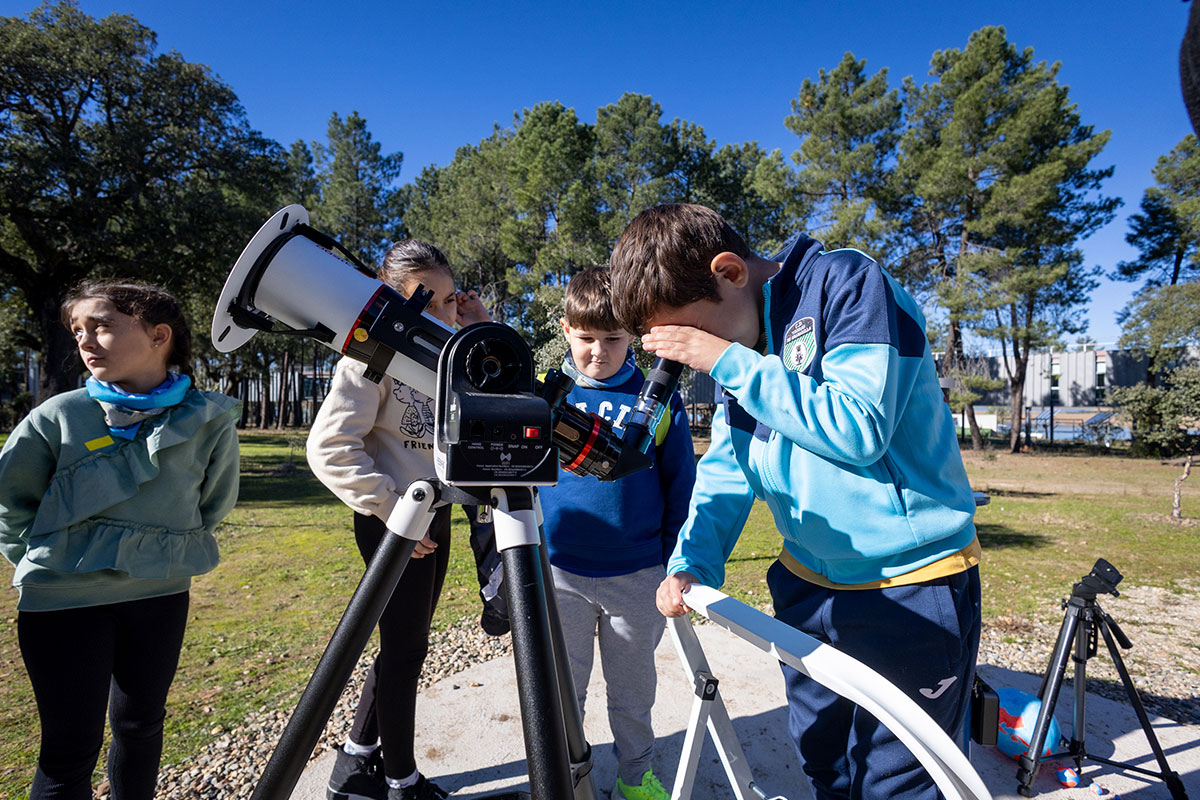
[540,355,697,577]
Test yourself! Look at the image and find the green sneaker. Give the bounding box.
[614,768,670,800]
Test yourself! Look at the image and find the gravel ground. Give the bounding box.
[138,581,1200,799]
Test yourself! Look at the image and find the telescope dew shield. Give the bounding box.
[211,205,454,397]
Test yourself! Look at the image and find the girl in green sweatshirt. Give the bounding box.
[0,281,240,800]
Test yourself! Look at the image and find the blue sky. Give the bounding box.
[9,1,1193,345]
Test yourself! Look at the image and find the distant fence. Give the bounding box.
[996,406,1130,446]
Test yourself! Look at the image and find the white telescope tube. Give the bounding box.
[211,205,452,398]
[680,584,992,800]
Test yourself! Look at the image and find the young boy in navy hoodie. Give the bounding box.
[607,204,981,800]
[539,267,696,800]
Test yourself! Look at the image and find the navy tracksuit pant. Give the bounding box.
[767,561,981,800]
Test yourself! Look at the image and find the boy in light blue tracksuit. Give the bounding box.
[539,267,696,800]
[608,204,981,800]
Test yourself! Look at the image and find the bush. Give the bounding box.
[1111,366,1200,458]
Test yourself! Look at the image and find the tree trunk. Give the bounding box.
[1173,454,1193,519]
[293,359,303,425]
[276,349,291,430]
[238,377,249,428]
[259,371,271,429]
[964,405,985,449]
[1007,354,1028,454]
[310,343,319,423]
[954,326,984,450]
[944,317,985,450]
[36,293,82,403]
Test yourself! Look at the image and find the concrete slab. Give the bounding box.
[290,625,1200,800]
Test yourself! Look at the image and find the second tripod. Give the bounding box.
[1015,558,1188,800]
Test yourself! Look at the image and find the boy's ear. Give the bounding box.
[559,317,571,338]
[710,251,749,288]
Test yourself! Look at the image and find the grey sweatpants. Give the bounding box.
[551,564,667,786]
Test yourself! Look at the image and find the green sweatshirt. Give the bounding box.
[0,387,240,611]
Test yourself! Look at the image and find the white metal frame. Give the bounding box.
[668,585,993,800]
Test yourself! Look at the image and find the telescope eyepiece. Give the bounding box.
[622,357,685,456]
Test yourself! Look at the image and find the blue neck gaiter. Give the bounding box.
[86,373,192,439]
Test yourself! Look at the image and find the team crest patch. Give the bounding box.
[782,317,816,371]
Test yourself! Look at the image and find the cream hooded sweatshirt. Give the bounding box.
[307,357,438,521]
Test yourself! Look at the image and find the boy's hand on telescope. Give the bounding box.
[411,533,438,558]
[642,326,730,374]
[455,290,490,327]
[657,571,698,618]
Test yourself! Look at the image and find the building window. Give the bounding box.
[1050,359,1061,404]
[1095,354,1108,405]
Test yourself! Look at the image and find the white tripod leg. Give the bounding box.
[669,616,781,800]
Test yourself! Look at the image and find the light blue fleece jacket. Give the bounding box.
[668,235,977,587]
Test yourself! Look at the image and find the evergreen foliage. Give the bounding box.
[0,1,286,401]
[1117,282,1200,375]
[1113,135,1200,289]
[894,26,1116,451]
[1111,366,1200,458]
[2,4,1177,440]
[785,52,900,260]
[311,111,403,266]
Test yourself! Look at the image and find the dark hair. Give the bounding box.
[563,267,623,331]
[608,203,750,335]
[61,281,194,379]
[378,239,452,293]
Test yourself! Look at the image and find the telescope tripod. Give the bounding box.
[1015,574,1188,799]
[249,480,600,800]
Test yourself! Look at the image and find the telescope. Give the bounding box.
[210,205,683,800]
[212,204,673,485]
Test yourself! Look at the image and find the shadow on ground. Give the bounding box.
[976,522,1051,549]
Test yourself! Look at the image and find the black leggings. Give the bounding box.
[18,591,190,800]
[348,507,450,779]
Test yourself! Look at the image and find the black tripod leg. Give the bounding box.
[1097,616,1191,800]
[535,524,598,800]
[503,543,574,799]
[494,488,574,800]
[1017,600,1080,797]
[251,484,435,800]
[1070,607,1090,768]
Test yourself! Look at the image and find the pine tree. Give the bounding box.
[312,111,402,266]
[896,26,1116,451]
[593,93,677,242]
[400,129,517,322]
[1112,136,1200,377]
[785,52,900,260]
[1113,135,1200,289]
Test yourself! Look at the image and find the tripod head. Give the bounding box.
[1070,558,1123,601]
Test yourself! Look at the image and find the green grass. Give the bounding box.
[719,450,1200,623]
[0,434,1197,795]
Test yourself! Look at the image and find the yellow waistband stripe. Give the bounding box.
[779,536,981,590]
